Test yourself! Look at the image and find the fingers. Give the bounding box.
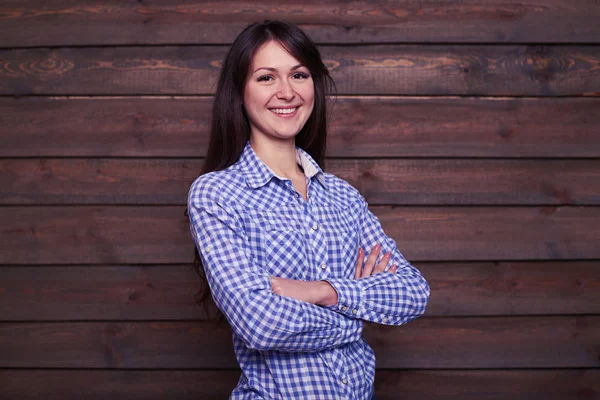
[373,251,392,274]
[360,244,381,278]
[354,247,365,279]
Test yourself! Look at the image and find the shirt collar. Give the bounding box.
[238,141,327,190]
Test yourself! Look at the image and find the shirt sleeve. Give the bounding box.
[187,178,363,353]
[324,194,430,326]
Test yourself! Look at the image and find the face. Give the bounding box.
[243,40,315,143]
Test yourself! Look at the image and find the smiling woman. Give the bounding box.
[186,20,430,400]
[244,40,315,145]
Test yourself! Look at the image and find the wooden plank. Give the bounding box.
[0,265,210,321]
[0,317,598,368]
[2,96,599,158]
[1,206,599,264]
[0,370,240,400]
[377,206,600,261]
[1,1,599,47]
[1,46,598,96]
[2,369,599,400]
[0,321,238,369]
[1,262,598,321]
[374,369,600,400]
[3,158,600,206]
[417,261,600,317]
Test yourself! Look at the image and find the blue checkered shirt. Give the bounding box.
[187,142,429,399]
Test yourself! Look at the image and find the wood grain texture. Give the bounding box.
[1,369,599,400]
[2,46,599,95]
[0,317,598,368]
[1,0,599,47]
[3,158,599,206]
[3,96,599,158]
[373,369,600,400]
[1,262,598,321]
[1,206,598,264]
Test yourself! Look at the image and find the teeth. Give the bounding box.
[271,107,297,114]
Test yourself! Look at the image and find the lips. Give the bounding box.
[269,106,300,117]
[270,107,297,114]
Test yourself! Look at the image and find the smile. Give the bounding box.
[269,107,298,116]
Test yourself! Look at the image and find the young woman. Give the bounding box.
[187,20,430,400]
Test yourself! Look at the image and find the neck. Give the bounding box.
[249,134,301,179]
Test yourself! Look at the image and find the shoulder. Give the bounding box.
[188,166,246,209]
[323,172,366,208]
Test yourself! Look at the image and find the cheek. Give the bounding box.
[299,84,315,110]
[244,84,270,111]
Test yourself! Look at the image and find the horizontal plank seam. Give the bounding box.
[2,95,600,100]
[1,204,599,208]
[4,157,600,161]
[2,93,599,98]
[2,314,600,323]
[2,42,600,51]
[2,260,595,265]
[0,367,598,372]
[1,259,597,267]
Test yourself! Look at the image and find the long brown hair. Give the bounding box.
[191,20,336,313]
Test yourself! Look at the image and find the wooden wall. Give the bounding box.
[1,1,599,399]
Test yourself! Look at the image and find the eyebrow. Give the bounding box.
[253,64,304,74]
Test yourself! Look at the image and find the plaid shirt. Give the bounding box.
[187,142,429,400]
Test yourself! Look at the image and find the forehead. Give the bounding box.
[250,40,303,71]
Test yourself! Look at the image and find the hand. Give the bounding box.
[271,276,338,306]
[354,244,397,279]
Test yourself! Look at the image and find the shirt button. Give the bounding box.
[320,263,327,269]
[341,378,347,385]
[352,309,358,315]
[341,306,348,311]
[382,316,389,323]
[205,245,213,253]
[311,224,318,231]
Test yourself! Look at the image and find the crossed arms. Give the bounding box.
[187,179,430,353]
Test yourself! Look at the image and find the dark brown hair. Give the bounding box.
[192,20,335,313]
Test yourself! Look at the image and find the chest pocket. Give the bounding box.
[244,208,308,280]
[314,205,359,278]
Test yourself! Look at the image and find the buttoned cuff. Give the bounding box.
[323,277,365,319]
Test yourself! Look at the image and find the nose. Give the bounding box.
[276,79,295,101]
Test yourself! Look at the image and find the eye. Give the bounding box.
[257,75,274,82]
[293,72,310,80]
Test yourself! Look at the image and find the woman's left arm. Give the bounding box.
[323,197,430,326]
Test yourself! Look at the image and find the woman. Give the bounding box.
[187,20,430,400]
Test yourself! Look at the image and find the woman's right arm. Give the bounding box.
[187,178,363,353]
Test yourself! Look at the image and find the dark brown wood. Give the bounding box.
[334,159,600,205]
[2,46,598,95]
[369,316,600,369]
[374,369,600,400]
[0,265,211,321]
[377,206,600,261]
[1,262,598,321]
[2,369,599,400]
[1,1,599,47]
[3,96,599,158]
[0,321,238,369]
[1,206,598,264]
[0,370,240,400]
[4,158,599,205]
[417,261,600,317]
[0,317,598,368]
